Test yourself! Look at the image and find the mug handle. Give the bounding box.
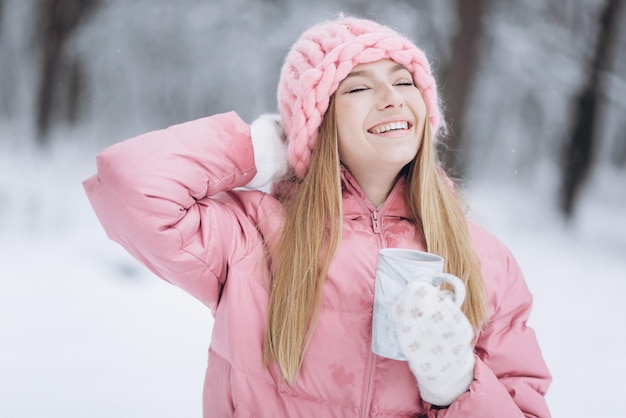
[432,273,466,307]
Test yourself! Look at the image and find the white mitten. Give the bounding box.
[245,114,289,189]
[393,280,475,406]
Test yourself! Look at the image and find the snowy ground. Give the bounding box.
[1,141,625,417]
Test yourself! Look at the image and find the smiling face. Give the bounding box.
[334,59,427,196]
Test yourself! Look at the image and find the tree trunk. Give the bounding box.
[560,0,623,217]
[440,0,488,178]
[35,0,99,142]
[0,0,4,41]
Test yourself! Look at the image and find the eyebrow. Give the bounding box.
[344,63,408,80]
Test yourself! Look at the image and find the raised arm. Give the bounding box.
[83,111,277,313]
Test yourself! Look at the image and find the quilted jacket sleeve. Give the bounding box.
[83,111,264,314]
[425,228,552,417]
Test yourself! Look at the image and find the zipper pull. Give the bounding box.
[371,211,381,234]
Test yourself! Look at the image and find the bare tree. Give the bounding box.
[440,0,488,178]
[0,0,4,41]
[560,0,623,217]
[35,0,100,142]
[614,131,626,167]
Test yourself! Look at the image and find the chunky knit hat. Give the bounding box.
[277,16,443,178]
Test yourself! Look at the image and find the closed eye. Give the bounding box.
[395,81,415,87]
[347,86,369,94]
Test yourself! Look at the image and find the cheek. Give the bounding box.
[416,96,428,120]
[336,131,362,168]
[335,103,361,149]
[411,100,428,136]
[336,134,352,163]
[336,101,357,125]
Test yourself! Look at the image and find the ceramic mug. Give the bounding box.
[371,248,466,360]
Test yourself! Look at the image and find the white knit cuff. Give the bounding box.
[418,350,475,407]
[245,114,289,189]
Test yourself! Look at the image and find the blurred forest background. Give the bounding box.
[1,0,624,218]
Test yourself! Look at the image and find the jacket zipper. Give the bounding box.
[361,210,383,417]
[371,211,381,234]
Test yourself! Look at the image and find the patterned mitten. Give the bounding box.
[393,280,475,406]
[245,114,289,189]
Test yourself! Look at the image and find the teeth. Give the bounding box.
[371,121,409,134]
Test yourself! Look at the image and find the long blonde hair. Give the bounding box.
[263,99,487,384]
[405,121,487,329]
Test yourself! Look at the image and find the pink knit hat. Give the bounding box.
[277,16,443,178]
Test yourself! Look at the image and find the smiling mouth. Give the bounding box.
[368,121,411,134]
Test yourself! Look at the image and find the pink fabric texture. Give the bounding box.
[83,112,551,417]
[277,16,442,177]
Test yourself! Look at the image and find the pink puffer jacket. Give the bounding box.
[84,112,551,417]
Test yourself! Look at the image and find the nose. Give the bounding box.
[377,83,404,110]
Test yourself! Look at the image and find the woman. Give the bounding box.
[84,16,551,417]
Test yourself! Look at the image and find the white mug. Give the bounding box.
[371,248,466,360]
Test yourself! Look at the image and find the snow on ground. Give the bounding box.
[1,141,625,417]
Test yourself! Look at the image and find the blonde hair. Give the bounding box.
[405,121,487,329]
[263,100,487,384]
[262,104,342,383]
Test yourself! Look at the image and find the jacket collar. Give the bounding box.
[340,166,411,220]
[271,166,412,221]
